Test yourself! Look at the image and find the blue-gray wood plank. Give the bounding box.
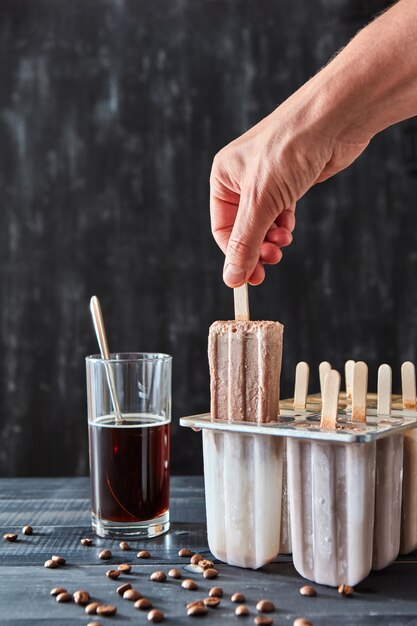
[1,477,417,625]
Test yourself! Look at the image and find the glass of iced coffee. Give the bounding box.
[86,352,171,538]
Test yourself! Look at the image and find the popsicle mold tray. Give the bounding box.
[180,409,417,584]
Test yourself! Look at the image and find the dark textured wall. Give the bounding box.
[1,0,415,477]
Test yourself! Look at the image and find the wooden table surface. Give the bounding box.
[1,477,417,625]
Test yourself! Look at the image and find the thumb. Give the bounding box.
[223,191,278,288]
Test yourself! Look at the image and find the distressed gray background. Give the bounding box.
[1,0,415,477]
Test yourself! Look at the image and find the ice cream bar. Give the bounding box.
[400,361,417,555]
[288,369,376,586]
[372,364,403,570]
[208,320,283,423]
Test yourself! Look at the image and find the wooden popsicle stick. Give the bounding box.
[320,369,341,429]
[293,362,309,410]
[401,361,416,409]
[234,284,250,321]
[377,364,392,416]
[352,361,368,423]
[319,361,331,397]
[345,359,355,399]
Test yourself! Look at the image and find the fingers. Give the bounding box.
[260,241,283,265]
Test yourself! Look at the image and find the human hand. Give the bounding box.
[210,80,370,288]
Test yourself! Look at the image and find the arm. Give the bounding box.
[210,0,417,287]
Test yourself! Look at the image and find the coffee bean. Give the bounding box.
[123,589,142,601]
[56,592,72,603]
[254,618,273,626]
[137,550,151,559]
[338,584,354,597]
[117,563,132,574]
[190,553,203,565]
[119,541,130,551]
[184,564,204,574]
[106,569,121,580]
[85,602,101,615]
[203,597,220,608]
[44,559,58,569]
[99,549,112,560]
[187,604,208,616]
[150,571,166,582]
[168,568,182,579]
[148,608,165,622]
[96,604,117,616]
[231,592,246,603]
[182,578,198,590]
[187,601,204,609]
[22,525,33,535]
[293,619,313,626]
[81,537,93,546]
[3,533,17,542]
[203,568,218,579]
[209,587,223,598]
[134,597,153,610]
[117,583,132,596]
[50,587,67,596]
[52,555,66,565]
[87,622,101,626]
[198,559,213,570]
[300,585,316,597]
[235,605,250,616]
[73,590,91,605]
[256,599,275,613]
[179,548,193,557]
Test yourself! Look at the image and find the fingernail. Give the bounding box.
[223,263,246,286]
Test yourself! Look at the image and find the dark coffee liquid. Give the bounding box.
[89,414,170,522]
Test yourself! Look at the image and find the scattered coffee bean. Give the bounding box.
[87,622,101,626]
[184,564,204,574]
[85,602,101,615]
[123,589,142,601]
[203,568,218,579]
[168,568,182,579]
[179,548,193,557]
[96,604,117,616]
[56,591,72,603]
[44,559,58,569]
[52,555,66,565]
[73,590,91,605]
[148,608,165,622]
[190,553,203,565]
[50,587,67,596]
[231,592,246,603]
[22,525,33,535]
[117,583,132,596]
[150,571,166,582]
[99,549,112,560]
[182,578,198,590]
[187,604,208,616]
[256,600,275,613]
[235,605,250,617]
[300,585,316,597]
[254,618,273,626]
[119,541,130,551]
[209,587,223,598]
[3,533,17,542]
[187,601,204,609]
[203,597,220,608]
[198,559,213,570]
[106,569,121,580]
[117,563,132,574]
[137,549,151,559]
[338,584,354,597]
[293,619,313,626]
[81,537,93,546]
[134,597,153,610]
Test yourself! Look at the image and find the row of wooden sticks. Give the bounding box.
[290,360,416,429]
